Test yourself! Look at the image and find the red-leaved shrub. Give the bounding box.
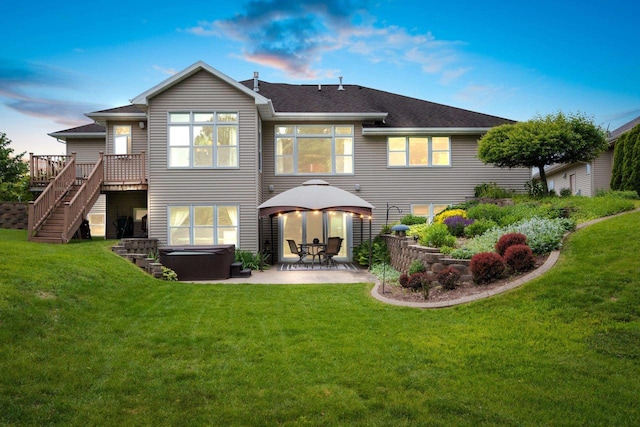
[436,266,461,290]
[406,272,430,292]
[503,244,535,273]
[495,232,528,256]
[399,273,409,287]
[470,252,505,285]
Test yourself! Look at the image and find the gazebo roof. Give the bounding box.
[258,179,375,217]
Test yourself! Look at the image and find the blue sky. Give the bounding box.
[2,0,639,155]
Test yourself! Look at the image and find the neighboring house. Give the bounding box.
[536,116,640,196]
[30,61,530,262]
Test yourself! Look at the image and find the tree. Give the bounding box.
[477,112,608,193]
[611,124,640,194]
[0,132,30,202]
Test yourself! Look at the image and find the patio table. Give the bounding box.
[300,242,327,268]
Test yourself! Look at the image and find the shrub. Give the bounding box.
[162,266,178,281]
[495,232,528,256]
[354,236,389,267]
[467,203,505,223]
[400,214,427,225]
[408,259,426,275]
[419,223,456,248]
[559,188,572,197]
[474,182,512,199]
[449,247,474,259]
[470,252,505,285]
[369,263,401,284]
[464,218,498,237]
[433,208,467,224]
[235,250,267,270]
[443,215,474,237]
[399,273,409,287]
[406,272,430,298]
[436,267,461,290]
[525,178,548,198]
[503,244,535,273]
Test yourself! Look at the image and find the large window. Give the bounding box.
[388,136,450,167]
[168,205,238,246]
[412,203,450,223]
[275,125,354,175]
[114,125,131,155]
[168,112,238,168]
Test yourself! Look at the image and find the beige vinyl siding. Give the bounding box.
[66,138,105,162]
[262,123,530,235]
[146,70,260,250]
[547,163,592,196]
[593,148,613,193]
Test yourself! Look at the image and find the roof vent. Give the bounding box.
[318,84,322,91]
[253,71,259,92]
[338,76,344,91]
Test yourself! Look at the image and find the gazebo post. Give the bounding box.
[368,215,372,269]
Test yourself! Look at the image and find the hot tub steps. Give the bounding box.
[231,262,252,278]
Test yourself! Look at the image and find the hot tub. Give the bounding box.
[158,245,235,280]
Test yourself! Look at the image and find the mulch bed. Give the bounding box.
[376,254,548,303]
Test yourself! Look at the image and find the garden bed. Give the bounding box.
[376,254,548,303]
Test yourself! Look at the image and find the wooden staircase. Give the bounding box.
[28,153,104,244]
[30,185,82,243]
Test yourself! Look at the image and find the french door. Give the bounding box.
[280,211,350,261]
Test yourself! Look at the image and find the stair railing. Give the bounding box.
[62,152,104,243]
[28,153,77,238]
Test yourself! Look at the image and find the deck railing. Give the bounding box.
[103,152,146,183]
[63,153,104,243]
[30,154,72,187]
[30,152,146,186]
[28,154,77,237]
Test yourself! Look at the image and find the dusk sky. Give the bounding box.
[2,0,639,156]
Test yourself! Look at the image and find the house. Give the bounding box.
[29,61,530,263]
[536,116,640,196]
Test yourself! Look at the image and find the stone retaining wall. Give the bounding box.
[112,238,163,279]
[0,202,28,230]
[382,235,472,284]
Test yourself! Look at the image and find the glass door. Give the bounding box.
[280,212,351,261]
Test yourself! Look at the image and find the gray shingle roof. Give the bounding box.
[90,105,145,114]
[52,123,106,134]
[241,80,514,128]
[609,115,640,140]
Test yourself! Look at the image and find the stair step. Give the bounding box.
[30,236,64,244]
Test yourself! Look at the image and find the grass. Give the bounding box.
[1,211,640,426]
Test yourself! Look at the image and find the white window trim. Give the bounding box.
[387,136,451,167]
[274,124,355,175]
[167,111,239,169]
[167,204,239,246]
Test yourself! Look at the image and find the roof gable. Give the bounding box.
[131,61,270,106]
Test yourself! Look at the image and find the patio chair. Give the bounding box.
[319,237,343,268]
[287,239,308,267]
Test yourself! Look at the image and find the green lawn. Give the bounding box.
[1,212,639,426]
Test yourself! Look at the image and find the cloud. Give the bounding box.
[0,60,104,126]
[185,0,468,82]
[152,65,179,75]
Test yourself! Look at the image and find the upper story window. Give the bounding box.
[275,125,354,175]
[388,136,450,167]
[114,125,131,155]
[168,112,238,168]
